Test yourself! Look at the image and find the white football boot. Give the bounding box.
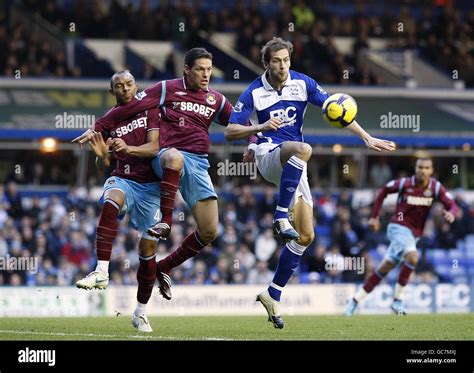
[131,313,153,333]
[76,271,109,290]
[256,290,284,329]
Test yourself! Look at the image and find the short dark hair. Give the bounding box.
[260,37,294,66]
[184,48,213,68]
[110,70,134,89]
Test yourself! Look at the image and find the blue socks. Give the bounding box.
[274,156,306,221]
[268,241,306,301]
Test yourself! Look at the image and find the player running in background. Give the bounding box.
[84,48,251,301]
[73,70,161,332]
[345,157,458,316]
[225,37,396,329]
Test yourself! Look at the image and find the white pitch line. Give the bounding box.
[0,329,234,341]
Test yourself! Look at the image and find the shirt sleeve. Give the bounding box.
[213,95,234,127]
[305,75,331,107]
[94,81,164,132]
[371,179,402,218]
[147,108,161,131]
[229,88,255,125]
[437,183,459,216]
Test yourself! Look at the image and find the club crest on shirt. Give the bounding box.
[289,86,300,96]
[424,189,433,197]
[206,94,217,105]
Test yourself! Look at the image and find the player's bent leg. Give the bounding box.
[132,237,158,332]
[192,198,219,244]
[136,238,158,304]
[272,142,312,241]
[148,148,184,240]
[158,198,217,276]
[140,233,172,301]
[345,259,396,316]
[392,251,418,316]
[279,141,312,165]
[76,189,125,290]
[291,197,315,247]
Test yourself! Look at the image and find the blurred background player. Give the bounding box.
[73,70,161,332]
[345,157,459,316]
[226,37,396,329]
[90,48,253,300]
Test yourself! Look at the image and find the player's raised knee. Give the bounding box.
[405,251,418,267]
[199,228,218,244]
[162,148,184,169]
[294,143,312,161]
[297,231,315,247]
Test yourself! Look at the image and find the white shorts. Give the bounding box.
[255,142,313,208]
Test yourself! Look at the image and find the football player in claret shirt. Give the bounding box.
[81,48,256,301]
[73,70,161,332]
[345,157,458,316]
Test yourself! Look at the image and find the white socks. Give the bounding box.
[96,260,109,274]
[353,287,368,303]
[134,302,147,317]
[394,283,405,300]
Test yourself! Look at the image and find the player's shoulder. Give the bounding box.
[164,78,183,89]
[289,69,310,81]
[232,76,264,106]
[244,75,265,94]
[289,70,325,90]
[289,70,317,84]
[207,86,226,100]
[429,177,444,191]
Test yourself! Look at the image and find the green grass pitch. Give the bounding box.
[0,314,472,340]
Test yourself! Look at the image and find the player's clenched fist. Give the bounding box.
[368,217,380,232]
[109,138,130,155]
[259,117,281,132]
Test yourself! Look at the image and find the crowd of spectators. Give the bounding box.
[1,177,473,288]
[2,0,472,86]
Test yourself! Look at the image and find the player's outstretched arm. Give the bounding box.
[370,179,401,223]
[225,118,281,141]
[346,121,396,152]
[71,128,97,149]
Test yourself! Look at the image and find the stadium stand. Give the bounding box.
[0,0,473,291]
[2,0,473,86]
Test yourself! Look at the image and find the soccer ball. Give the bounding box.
[322,93,358,128]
